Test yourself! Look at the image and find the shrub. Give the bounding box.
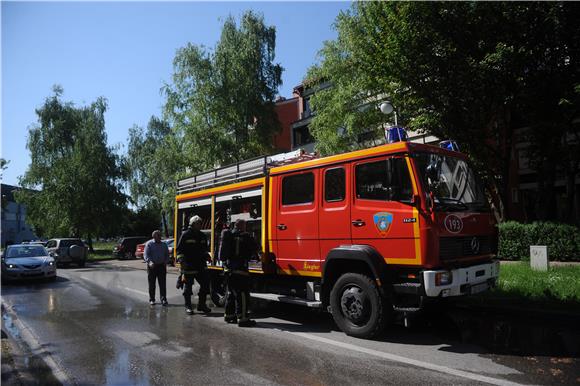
[498,221,580,261]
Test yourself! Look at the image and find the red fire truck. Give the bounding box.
[174,140,499,338]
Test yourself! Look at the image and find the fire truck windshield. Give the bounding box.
[413,153,488,212]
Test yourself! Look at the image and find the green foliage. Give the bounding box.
[163,11,283,173]
[499,221,580,261]
[15,88,127,239]
[126,116,179,236]
[308,2,580,214]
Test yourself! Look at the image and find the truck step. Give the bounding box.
[251,293,323,308]
[393,306,422,313]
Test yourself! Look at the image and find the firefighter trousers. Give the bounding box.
[224,272,251,320]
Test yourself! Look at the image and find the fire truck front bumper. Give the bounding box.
[422,261,500,297]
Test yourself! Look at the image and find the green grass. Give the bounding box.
[461,262,580,312]
[87,241,117,261]
[496,263,580,302]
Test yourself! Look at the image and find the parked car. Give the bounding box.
[1,244,57,281]
[45,238,88,267]
[164,239,175,266]
[113,236,148,259]
[135,242,146,260]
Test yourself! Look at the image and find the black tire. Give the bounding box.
[329,273,389,339]
[210,274,227,307]
[78,259,85,268]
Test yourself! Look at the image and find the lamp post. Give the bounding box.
[379,101,398,126]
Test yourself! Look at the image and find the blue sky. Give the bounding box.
[1,1,350,186]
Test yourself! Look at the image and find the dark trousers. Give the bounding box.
[182,269,209,308]
[147,263,167,301]
[224,273,251,319]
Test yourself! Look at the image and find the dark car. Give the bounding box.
[113,236,148,259]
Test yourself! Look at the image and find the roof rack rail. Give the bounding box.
[177,149,317,195]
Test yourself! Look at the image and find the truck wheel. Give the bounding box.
[330,273,387,339]
[210,275,227,307]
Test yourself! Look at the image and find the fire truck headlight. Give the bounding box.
[435,271,453,286]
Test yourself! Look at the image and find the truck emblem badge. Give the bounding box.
[373,212,393,236]
[470,237,480,254]
[444,214,463,233]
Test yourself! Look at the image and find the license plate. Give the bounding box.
[470,282,489,295]
[23,270,41,276]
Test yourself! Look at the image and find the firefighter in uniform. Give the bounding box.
[176,215,212,315]
[219,219,258,327]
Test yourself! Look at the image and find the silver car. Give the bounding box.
[1,244,57,281]
[45,238,88,267]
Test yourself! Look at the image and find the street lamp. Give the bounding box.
[379,101,398,126]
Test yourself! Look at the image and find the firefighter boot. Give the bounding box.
[197,295,211,314]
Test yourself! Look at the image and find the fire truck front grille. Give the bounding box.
[439,236,492,260]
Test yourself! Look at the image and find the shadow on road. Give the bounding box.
[249,298,580,358]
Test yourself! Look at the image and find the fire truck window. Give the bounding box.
[356,158,413,202]
[282,173,314,205]
[325,167,345,202]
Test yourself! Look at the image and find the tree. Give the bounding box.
[308,2,580,220]
[126,116,181,237]
[15,87,127,244]
[163,11,283,174]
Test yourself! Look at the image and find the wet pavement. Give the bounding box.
[1,260,579,385]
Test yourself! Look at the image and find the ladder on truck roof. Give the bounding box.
[177,149,317,195]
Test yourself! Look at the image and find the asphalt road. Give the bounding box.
[1,260,578,386]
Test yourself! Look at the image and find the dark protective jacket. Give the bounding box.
[218,229,258,272]
[176,227,209,272]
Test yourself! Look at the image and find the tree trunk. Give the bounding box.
[87,235,94,253]
[161,210,169,239]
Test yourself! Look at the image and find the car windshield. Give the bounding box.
[6,246,48,258]
[414,152,488,212]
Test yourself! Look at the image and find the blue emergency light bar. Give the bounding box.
[385,126,408,144]
[439,140,460,152]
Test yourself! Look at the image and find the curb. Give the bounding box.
[1,302,72,385]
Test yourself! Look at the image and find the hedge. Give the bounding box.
[498,221,580,261]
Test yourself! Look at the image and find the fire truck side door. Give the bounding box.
[274,170,321,275]
[319,164,351,260]
[351,156,419,265]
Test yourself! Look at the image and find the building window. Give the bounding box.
[325,167,345,202]
[293,125,314,147]
[303,97,312,119]
[282,173,314,205]
[355,158,413,202]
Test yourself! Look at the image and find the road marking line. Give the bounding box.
[121,287,149,297]
[79,276,148,297]
[1,301,72,386]
[289,332,527,386]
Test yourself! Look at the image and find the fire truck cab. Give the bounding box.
[175,141,499,338]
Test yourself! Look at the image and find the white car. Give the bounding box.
[1,244,57,281]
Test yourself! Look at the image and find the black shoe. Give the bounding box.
[197,304,211,314]
[149,300,155,306]
[238,319,256,327]
[185,308,194,315]
[224,315,238,324]
[161,299,168,307]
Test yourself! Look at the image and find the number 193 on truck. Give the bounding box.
[174,138,499,339]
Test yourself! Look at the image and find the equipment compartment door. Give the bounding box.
[351,156,421,265]
[274,170,321,275]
